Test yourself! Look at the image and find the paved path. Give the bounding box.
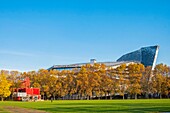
[4,106,49,113]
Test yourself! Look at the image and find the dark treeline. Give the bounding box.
[1,63,170,100]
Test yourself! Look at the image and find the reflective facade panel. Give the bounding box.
[49,45,159,71]
[117,45,159,68]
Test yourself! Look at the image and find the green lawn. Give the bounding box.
[0,99,170,113]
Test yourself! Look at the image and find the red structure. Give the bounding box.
[13,77,41,101]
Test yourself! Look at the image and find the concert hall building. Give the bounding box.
[48,45,159,71]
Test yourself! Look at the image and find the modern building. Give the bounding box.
[48,45,159,71]
[117,45,159,70]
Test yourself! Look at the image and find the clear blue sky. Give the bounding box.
[0,0,170,71]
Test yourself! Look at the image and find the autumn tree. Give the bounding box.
[0,70,12,101]
[76,66,89,99]
[6,71,21,100]
[141,66,152,98]
[85,63,110,100]
[98,64,112,99]
[36,69,51,99]
[115,64,128,99]
[24,71,37,88]
[127,63,145,99]
[76,64,102,100]
[58,70,71,99]
[64,70,76,99]
[88,64,102,100]
[107,68,120,99]
[152,64,170,98]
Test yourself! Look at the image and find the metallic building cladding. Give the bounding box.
[116,50,142,63]
[49,45,159,71]
[117,45,159,68]
[141,46,157,67]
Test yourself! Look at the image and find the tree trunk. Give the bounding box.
[145,90,149,99]
[135,94,137,99]
[98,96,100,100]
[42,94,44,100]
[110,95,112,100]
[79,94,81,100]
[87,96,89,100]
[11,88,14,100]
[159,93,162,99]
[105,92,107,100]
[69,94,71,100]
[54,95,55,100]
[1,97,4,101]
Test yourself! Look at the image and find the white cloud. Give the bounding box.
[0,50,36,57]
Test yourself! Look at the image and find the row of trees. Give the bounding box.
[0,63,170,101]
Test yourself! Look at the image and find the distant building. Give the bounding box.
[48,45,159,71]
[13,77,41,101]
[117,45,159,70]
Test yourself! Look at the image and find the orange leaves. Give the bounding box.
[3,62,170,100]
[127,64,145,98]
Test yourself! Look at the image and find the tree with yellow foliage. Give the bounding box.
[141,66,152,98]
[152,64,170,98]
[109,69,120,98]
[116,64,128,99]
[0,70,12,101]
[76,66,89,99]
[127,64,145,99]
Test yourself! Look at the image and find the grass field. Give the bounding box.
[0,99,170,113]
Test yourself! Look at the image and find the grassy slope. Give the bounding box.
[0,99,170,113]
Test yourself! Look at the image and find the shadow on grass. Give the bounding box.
[0,107,9,113]
[37,102,170,113]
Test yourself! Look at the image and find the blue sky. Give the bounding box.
[0,0,170,71]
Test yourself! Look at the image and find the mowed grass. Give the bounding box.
[0,99,170,113]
